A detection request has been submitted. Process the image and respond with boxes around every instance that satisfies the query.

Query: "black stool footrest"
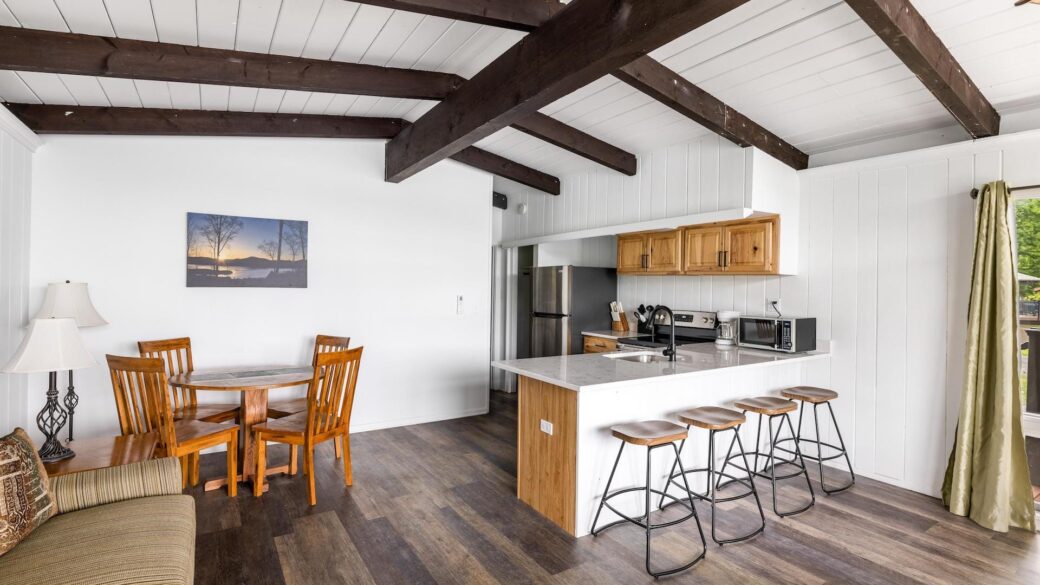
[596,486,697,532]
[664,467,757,505]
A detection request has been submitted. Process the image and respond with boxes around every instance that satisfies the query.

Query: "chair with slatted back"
[253,347,362,505]
[107,354,238,495]
[267,334,351,465]
[138,337,241,424]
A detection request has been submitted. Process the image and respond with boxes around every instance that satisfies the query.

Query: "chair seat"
[678,406,746,430]
[735,396,798,415]
[611,420,687,446]
[781,386,838,404]
[253,411,341,437]
[253,411,308,436]
[267,397,307,418]
[167,419,238,454]
[172,403,239,423]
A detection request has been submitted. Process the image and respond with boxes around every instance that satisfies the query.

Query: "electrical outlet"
[766,298,782,315]
[456,295,464,316]
[539,419,553,435]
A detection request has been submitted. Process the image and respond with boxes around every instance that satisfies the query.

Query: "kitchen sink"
[604,351,691,364]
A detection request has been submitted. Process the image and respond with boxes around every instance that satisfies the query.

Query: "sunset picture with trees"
[186,212,308,288]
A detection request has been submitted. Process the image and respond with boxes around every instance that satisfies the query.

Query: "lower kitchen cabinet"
[583,335,617,354]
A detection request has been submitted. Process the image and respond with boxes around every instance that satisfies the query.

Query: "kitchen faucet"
[649,305,676,361]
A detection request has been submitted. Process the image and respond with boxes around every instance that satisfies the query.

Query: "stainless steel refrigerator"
[524,266,617,357]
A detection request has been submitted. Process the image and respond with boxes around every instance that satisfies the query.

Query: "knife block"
[611,312,630,332]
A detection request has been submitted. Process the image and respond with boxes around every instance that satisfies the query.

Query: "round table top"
[168,366,313,391]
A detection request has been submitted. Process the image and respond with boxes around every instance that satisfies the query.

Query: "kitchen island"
[493,343,831,537]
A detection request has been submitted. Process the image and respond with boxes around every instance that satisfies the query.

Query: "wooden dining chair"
[138,337,241,424]
[253,347,363,505]
[108,354,239,495]
[267,334,351,463]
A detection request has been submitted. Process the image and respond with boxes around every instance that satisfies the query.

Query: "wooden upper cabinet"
[725,219,775,273]
[616,234,648,274]
[682,227,725,273]
[645,231,681,273]
[615,215,780,276]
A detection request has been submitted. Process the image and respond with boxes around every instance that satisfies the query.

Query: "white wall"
[0,114,37,434]
[535,236,616,268]
[498,134,752,243]
[26,136,494,442]
[794,129,1040,496]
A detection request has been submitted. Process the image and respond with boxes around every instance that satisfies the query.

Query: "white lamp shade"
[34,282,107,327]
[2,318,98,373]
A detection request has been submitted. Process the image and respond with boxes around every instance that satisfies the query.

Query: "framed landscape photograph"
[186,212,308,288]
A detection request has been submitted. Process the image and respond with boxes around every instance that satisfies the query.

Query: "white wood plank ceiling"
[1,0,1039,176]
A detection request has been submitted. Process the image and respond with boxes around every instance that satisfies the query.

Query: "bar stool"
[660,406,765,545]
[591,420,707,578]
[729,396,815,517]
[776,386,855,494]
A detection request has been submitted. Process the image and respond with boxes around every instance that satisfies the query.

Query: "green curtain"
[942,180,1036,533]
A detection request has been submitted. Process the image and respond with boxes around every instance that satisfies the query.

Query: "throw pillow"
[0,428,57,557]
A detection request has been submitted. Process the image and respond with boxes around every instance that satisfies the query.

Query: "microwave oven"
[737,316,816,353]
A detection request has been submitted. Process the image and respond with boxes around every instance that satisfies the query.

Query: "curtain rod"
[970,184,1040,199]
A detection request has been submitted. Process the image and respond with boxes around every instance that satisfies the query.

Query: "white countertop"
[580,330,649,340]
[493,343,830,392]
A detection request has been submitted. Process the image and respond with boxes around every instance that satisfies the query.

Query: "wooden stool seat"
[781,386,838,403]
[678,406,746,430]
[610,420,687,446]
[735,396,797,415]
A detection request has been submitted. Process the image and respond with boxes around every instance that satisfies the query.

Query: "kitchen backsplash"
[618,274,796,321]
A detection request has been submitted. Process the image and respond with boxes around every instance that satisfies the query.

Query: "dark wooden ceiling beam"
[512,114,636,175]
[384,0,751,183]
[5,103,407,138]
[351,0,564,32]
[0,25,463,100]
[614,57,808,170]
[844,0,999,138]
[6,103,561,194]
[0,24,633,176]
[450,147,560,194]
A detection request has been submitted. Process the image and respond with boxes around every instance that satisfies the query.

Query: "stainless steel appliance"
[737,315,816,353]
[617,310,717,350]
[525,266,617,357]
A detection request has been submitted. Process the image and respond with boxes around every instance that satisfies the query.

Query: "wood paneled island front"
[495,344,831,537]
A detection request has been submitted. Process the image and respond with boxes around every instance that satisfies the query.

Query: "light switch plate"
[456,295,464,315]
[539,419,553,435]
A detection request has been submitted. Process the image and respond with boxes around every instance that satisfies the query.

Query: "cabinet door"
[725,219,775,273]
[646,231,682,273]
[682,227,724,273]
[616,234,647,273]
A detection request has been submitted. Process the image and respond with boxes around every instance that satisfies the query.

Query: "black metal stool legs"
[779,401,855,494]
[661,426,765,545]
[591,441,707,578]
[730,412,815,517]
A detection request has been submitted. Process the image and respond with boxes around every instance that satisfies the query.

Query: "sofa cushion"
[0,494,195,585]
[0,428,56,557]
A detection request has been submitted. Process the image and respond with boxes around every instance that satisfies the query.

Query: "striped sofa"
[0,457,195,585]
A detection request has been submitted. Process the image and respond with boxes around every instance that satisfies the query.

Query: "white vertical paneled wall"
[499,135,751,243]
[0,115,36,433]
[502,126,1040,497]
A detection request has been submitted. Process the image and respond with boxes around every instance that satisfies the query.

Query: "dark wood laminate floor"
[192,391,1039,585]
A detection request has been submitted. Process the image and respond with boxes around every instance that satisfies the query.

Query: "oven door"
[738,318,780,350]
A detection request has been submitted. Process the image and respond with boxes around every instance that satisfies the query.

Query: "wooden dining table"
[168,366,313,491]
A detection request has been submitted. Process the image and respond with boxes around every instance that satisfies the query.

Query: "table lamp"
[2,318,98,462]
[33,281,107,441]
